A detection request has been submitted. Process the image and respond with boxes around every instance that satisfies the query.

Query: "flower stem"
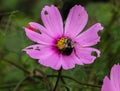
[53,68,62,91]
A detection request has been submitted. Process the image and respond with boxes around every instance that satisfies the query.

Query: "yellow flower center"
[56,37,66,50]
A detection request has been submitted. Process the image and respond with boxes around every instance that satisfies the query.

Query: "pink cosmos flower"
[23,5,103,70]
[101,64,120,91]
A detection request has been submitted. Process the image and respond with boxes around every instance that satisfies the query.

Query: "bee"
[62,38,79,58]
[62,38,74,56]
[56,37,77,56]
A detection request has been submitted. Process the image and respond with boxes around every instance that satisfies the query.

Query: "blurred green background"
[0,0,120,91]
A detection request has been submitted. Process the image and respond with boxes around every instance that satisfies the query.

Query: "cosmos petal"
[76,23,103,47]
[101,76,114,91]
[24,27,53,45]
[75,45,100,64]
[39,53,62,70]
[23,44,62,70]
[61,53,76,70]
[65,5,88,38]
[29,22,52,38]
[110,64,120,91]
[41,5,63,37]
[23,44,53,59]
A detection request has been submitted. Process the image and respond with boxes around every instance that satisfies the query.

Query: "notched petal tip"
[23,22,39,32]
[103,76,110,85]
[41,4,63,37]
[28,22,39,31]
[73,5,85,9]
[42,5,58,16]
[24,27,36,33]
[96,23,104,30]
[23,27,30,31]
[113,64,120,67]
[28,22,47,34]
[24,27,29,31]
[111,64,120,71]
[91,48,100,57]
[22,46,33,52]
[22,48,26,52]
[111,64,120,73]
[95,49,100,57]
[42,5,55,15]
[23,26,26,29]
[29,22,37,26]
[43,5,56,8]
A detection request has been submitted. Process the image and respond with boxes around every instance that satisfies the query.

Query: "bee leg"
[73,48,80,59]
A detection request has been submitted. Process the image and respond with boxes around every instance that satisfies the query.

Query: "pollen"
[56,37,66,50]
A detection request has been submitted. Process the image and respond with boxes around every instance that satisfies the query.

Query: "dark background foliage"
[0,0,120,91]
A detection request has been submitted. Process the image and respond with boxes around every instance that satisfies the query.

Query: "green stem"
[53,68,62,91]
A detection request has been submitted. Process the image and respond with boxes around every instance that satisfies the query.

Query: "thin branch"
[36,75,53,91]
[33,70,52,91]
[0,74,101,89]
[0,80,40,89]
[62,75,101,88]
[61,85,70,91]
[33,69,46,76]
[47,75,101,88]
[60,73,70,91]
[0,83,26,89]
[61,74,66,84]
[0,10,19,16]
[3,59,30,74]
[13,76,28,91]
[4,10,19,36]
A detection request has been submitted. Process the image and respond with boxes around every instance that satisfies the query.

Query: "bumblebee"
[56,38,74,56]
